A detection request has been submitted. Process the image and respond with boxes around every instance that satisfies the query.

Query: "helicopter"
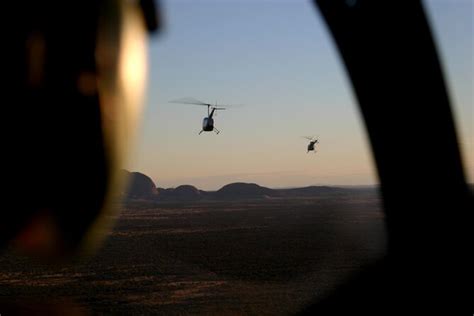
[170,97,231,135]
[303,136,319,153]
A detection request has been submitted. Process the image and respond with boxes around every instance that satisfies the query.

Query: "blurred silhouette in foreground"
[2,0,159,258]
[300,1,472,314]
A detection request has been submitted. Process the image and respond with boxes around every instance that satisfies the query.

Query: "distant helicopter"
[170,97,232,135]
[303,136,319,153]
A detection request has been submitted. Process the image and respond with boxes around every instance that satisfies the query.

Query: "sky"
[127,0,473,190]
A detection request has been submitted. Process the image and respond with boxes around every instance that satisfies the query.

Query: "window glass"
[423,0,473,183]
[3,1,434,314]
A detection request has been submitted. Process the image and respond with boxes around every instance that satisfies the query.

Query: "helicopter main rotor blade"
[302,135,319,141]
[215,103,243,108]
[169,97,210,106]
[170,97,243,109]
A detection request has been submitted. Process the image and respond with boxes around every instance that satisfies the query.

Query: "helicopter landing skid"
[198,128,220,135]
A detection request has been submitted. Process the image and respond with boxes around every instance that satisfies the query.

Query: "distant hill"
[121,171,379,202]
[122,170,158,199]
[157,185,203,201]
[214,182,278,200]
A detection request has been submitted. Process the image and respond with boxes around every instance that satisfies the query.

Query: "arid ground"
[0,192,386,315]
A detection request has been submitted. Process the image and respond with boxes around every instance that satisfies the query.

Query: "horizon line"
[154,182,381,191]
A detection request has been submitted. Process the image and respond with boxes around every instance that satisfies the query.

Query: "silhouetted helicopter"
[170,97,236,135]
[303,136,319,153]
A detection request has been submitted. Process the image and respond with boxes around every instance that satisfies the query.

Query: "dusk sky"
[127,0,473,190]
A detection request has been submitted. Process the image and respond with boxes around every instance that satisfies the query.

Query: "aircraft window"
[2,1,385,314]
[5,0,471,314]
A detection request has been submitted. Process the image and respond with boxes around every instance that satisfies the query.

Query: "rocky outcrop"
[214,182,278,200]
[122,170,158,199]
